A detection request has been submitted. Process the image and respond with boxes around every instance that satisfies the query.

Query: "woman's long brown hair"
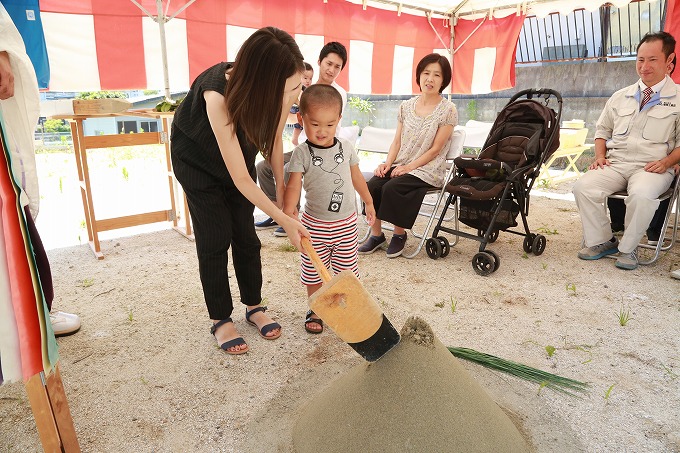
[225,27,305,160]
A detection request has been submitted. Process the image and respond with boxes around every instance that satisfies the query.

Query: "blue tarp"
[1,0,50,89]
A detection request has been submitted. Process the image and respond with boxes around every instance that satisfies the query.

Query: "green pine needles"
[448,347,589,396]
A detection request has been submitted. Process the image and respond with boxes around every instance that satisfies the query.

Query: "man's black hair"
[318,42,348,69]
[637,31,676,59]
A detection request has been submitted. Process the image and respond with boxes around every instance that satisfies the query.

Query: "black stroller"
[425,88,562,275]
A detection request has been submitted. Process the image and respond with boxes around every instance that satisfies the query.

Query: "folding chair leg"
[404,188,458,259]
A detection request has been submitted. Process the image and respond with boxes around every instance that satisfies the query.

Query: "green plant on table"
[348,96,375,129]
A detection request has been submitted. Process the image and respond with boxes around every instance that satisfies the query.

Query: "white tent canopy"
[37,0,635,94]
[345,0,634,19]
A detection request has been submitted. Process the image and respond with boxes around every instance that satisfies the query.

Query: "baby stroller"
[425,88,562,275]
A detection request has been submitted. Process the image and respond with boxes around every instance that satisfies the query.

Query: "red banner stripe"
[186,1,228,83]
[93,14,147,90]
[372,43,395,94]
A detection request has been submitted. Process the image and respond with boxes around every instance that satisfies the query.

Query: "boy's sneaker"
[255,217,278,230]
[386,233,407,258]
[273,227,287,237]
[615,250,638,270]
[577,237,619,260]
[358,233,386,254]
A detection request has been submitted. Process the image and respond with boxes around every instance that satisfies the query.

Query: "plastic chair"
[357,128,466,259]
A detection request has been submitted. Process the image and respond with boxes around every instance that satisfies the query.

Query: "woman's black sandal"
[245,306,282,340]
[304,310,323,334]
[210,318,248,355]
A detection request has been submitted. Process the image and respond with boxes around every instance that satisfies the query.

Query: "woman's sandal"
[210,318,248,355]
[245,306,282,340]
[304,310,323,334]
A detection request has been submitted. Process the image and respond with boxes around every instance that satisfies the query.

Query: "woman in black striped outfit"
[171,27,310,355]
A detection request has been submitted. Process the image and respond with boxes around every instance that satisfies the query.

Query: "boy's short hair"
[637,31,676,58]
[415,53,452,93]
[300,84,343,116]
[304,61,313,72]
[319,42,348,69]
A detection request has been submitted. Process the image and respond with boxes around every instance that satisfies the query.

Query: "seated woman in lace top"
[359,53,458,258]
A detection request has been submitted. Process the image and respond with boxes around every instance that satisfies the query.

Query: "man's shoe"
[615,250,638,270]
[577,237,619,260]
[50,311,81,337]
[358,233,386,254]
[646,229,660,246]
[255,217,278,230]
[273,227,287,237]
[671,269,680,280]
[386,233,407,258]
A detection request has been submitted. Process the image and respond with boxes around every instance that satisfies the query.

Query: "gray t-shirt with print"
[288,138,360,221]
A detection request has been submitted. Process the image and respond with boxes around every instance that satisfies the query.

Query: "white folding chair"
[403,128,466,258]
[356,128,466,258]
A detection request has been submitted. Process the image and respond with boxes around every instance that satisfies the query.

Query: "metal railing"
[35,132,73,147]
[517,0,667,64]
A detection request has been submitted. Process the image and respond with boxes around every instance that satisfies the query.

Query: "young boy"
[283,84,375,334]
[256,42,349,235]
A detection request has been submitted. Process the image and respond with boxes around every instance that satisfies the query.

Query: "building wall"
[344,59,640,143]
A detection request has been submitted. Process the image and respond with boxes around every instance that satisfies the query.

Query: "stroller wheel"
[532,234,547,255]
[472,252,495,276]
[486,249,500,271]
[426,238,442,259]
[438,236,450,258]
[523,234,536,253]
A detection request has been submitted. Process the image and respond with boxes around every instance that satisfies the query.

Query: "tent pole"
[157,0,172,100]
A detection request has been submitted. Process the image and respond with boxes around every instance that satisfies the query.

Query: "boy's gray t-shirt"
[288,138,360,221]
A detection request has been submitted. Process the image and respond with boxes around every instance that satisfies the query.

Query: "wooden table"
[537,144,593,186]
[52,109,192,259]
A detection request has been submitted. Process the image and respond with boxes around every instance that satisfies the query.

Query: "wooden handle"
[301,237,332,283]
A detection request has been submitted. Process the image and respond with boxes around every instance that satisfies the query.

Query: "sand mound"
[292,316,531,453]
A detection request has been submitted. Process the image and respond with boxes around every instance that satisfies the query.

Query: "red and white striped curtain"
[39,0,453,95]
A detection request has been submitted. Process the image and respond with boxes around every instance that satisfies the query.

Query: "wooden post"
[24,364,80,452]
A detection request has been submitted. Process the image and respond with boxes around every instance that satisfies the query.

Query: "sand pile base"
[293,316,531,453]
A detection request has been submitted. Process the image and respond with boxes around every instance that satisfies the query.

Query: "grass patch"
[277,243,298,252]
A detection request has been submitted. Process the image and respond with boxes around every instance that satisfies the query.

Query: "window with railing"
[517,0,667,64]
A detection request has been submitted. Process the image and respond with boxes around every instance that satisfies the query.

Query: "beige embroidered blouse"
[393,96,458,187]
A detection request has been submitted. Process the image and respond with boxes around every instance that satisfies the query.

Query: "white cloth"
[0,4,41,219]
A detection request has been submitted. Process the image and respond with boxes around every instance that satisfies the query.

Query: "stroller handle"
[509,88,563,105]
